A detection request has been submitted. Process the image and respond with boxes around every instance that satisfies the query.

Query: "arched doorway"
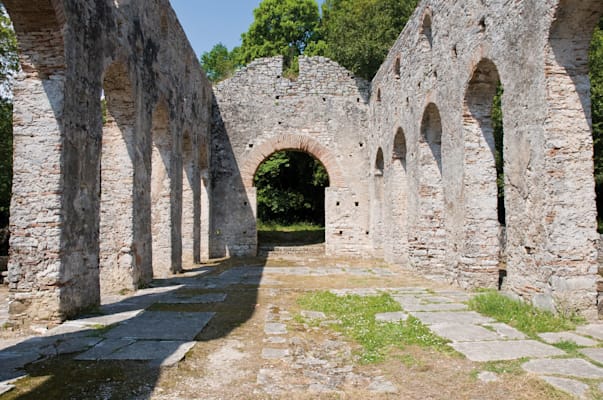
[386,129,409,264]
[540,0,603,316]
[461,58,504,288]
[410,103,446,275]
[371,148,385,257]
[254,150,329,248]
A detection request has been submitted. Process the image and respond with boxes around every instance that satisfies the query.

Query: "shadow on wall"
[2,255,268,399]
[209,93,258,258]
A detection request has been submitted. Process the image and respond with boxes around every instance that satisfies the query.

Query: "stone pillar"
[151,102,173,277]
[200,170,211,261]
[8,72,71,324]
[181,132,196,266]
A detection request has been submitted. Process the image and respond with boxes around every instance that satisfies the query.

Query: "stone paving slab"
[51,310,143,332]
[264,323,287,335]
[0,383,14,396]
[0,351,39,381]
[161,293,227,304]
[261,348,290,359]
[301,310,326,320]
[399,302,468,312]
[74,339,136,361]
[104,311,215,341]
[483,323,527,340]
[410,311,494,326]
[93,340,196,366]
[538,332,599,347]
[522,358,603,379]
[540,376,589,399]
[576,324,603,341]
[429,323,503,342]
[580,348,603,364]
[477,371,499,383]
[375,312,408,323]
[418,296,457,304]
[451,340,565,362]
[38,336,102,357]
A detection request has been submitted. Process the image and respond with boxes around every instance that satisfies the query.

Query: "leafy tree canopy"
[200,43,239,83]
[590,20,603,231]
[0,4,17,227]
[237,0,321,71]
[318,0,419,79]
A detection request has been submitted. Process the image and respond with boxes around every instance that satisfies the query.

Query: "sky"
[169,0,324,59]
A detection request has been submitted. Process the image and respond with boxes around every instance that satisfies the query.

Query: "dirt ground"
[0,256,576,400]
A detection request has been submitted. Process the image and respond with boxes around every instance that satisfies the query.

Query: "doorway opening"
[254,150,329,247]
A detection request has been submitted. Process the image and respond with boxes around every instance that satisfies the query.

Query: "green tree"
[590,18,603,231]
[254,151,329,225]
[319,0,418,80]
[237,0,321,74]
[200,43,238,83]
[0,4,18,228]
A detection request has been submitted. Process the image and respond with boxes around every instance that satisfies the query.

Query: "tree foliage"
[0,4,17,228]
[254,151,329,225]
[318,0,419,80]
[200,43,238,83]
[590,19,603,231]
[238,0,321,74]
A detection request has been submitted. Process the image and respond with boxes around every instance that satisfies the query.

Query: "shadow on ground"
[0,256,267,400]
[258,229,325,247]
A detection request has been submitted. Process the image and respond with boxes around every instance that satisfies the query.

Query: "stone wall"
[211,56,372,257]
[4,0,603,324]
[370,0,603,318]
[4,0,211,325]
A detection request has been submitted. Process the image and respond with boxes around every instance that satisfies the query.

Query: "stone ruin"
[2,0,603,325]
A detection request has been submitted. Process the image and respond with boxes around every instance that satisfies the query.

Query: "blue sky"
[169,0,324,59]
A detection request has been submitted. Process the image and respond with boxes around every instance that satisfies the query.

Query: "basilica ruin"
[2,0,603,325]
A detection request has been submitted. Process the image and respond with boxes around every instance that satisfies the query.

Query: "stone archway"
[460,58,503,288]
[4,0,104,323]
[239,134,347,256]
[240,134,346,189]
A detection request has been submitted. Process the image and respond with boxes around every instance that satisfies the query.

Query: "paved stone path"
[0,262,602,398]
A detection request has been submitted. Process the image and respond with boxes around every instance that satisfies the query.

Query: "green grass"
[553,340,583,357]
[258,221,325,245]
[467,291,584,337]
[297,291,451,364]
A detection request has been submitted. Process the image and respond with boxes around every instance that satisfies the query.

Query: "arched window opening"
[393,128,407,169]
[421,103,442,173]
[375,148,384,176]
[376,88,382,102]
[394,57,401,79]
[253,150,329,247]
[421,12,433,49]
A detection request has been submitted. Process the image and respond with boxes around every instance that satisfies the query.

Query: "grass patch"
[258,221,325,245]
[297,291,451,364]
[481,359,526,376]
[553,340,583,356]
[467,291,584,337]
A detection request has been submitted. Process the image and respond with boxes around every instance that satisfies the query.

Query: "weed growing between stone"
[467,291,585,337]
[297,291,451,363]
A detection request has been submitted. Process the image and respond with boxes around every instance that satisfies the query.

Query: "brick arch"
[241,134,346,188]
